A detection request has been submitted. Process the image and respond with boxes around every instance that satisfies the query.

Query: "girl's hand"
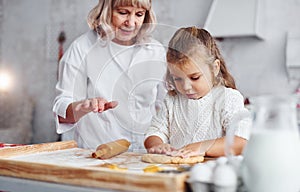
[75,98,118,113]
[147,143,176,154]
[169,142,204,158]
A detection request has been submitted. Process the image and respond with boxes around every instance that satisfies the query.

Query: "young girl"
[144,27,251,157]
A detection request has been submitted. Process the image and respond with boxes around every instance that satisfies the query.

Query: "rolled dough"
[141,154,204,164]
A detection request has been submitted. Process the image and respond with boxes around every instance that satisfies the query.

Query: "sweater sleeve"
[221,88,251,140]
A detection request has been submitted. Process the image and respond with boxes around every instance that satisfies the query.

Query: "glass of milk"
[241,94,300,192]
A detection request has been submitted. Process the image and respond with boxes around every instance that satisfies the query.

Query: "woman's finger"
[104,101,118,110]
[91,98,98,112]
[97,99,106,112]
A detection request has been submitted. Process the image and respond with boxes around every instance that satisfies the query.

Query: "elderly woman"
[53,0,166,152]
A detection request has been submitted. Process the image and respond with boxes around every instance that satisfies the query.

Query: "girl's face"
[168,60,218,99]
[112,6,146,45]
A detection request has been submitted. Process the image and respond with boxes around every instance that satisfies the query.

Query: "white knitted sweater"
[145,86,251,149]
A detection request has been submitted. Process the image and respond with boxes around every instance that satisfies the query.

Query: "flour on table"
[9,148,102,167]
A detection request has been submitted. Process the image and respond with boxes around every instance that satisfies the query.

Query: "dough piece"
[141,154,204,164]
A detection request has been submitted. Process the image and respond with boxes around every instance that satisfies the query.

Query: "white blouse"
[53,30,167,151]
[145,86,251,149]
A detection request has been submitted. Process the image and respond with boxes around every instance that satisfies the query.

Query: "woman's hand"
[59,98,118,124]
[74,98,118,113]
[147,143,176,154]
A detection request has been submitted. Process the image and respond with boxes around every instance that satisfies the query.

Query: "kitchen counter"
[0,141,190,192]
[0,175,117,192]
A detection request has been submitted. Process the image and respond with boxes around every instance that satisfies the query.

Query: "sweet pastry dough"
[141,154,204,164]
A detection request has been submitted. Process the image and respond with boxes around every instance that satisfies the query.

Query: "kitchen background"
[0,0,299,144]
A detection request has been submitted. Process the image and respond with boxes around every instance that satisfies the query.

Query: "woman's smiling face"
[168,60,214,100]
[111,6,146,45]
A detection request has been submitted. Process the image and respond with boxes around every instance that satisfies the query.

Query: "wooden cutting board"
[0,141,189,192]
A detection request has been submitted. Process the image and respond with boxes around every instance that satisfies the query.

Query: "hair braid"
[198,28,236,89]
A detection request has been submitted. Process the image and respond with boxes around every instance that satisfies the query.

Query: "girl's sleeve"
[145,96,171,143]
[222,89,251,140]
[52,41,88,134]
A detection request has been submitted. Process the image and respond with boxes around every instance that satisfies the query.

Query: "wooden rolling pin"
[92,139,131,159]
